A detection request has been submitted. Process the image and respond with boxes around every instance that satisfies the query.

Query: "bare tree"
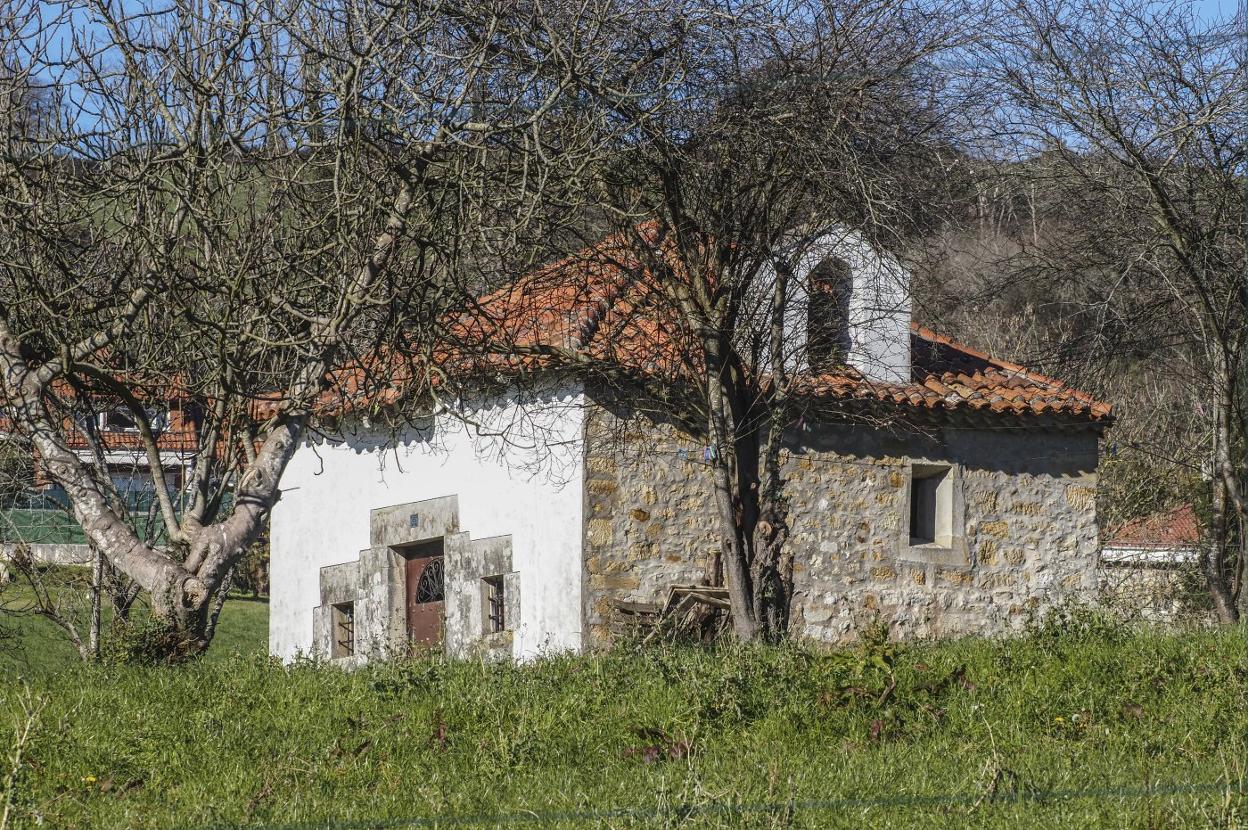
[462,0,977,640]
[0,0,631,655]
[980,0,1245,621]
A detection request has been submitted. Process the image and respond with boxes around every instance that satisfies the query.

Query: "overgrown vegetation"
[2,0,1242,654]
[1,617,1243,829]
[0,589,268,676]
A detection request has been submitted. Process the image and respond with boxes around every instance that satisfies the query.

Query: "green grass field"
[0,589,269,675]
[1,607,1245,829]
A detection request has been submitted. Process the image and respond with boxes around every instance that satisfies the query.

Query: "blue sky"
[34,0,1244,60]
[25,0,1244,137]
[1194,0,1242,20]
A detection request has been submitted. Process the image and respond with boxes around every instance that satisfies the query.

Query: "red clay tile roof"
[1106,504,1201,549]
[457,223,694,374]
[0,413,199,454]
[791,326,1113,421]
[6,230,1111,429]
[457,228,1113,424]
[1,376,202,455]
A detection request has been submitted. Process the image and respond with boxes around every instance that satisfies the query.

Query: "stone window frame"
[482,574,507,634]
[330,601,356,659]
[897,461,969,568]
[315,557,369,662]
[909,465,952,546]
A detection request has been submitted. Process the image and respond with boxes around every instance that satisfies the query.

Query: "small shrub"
[98,617,195,666]
[1023,600,1128,650]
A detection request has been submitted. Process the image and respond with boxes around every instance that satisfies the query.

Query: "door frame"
[396,538,446,645]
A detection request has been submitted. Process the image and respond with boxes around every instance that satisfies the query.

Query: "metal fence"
[0,489,234,546]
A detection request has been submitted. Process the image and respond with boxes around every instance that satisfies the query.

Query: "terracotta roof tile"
[1106,504,1200,549]
[304,228,1113,426]
[757,325,1111,422]
[446,228,1114,423]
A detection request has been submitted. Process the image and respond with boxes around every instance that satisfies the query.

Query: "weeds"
[0,623,1245,829]
[0,683,44,830]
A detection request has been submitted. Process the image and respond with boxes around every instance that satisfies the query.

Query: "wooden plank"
[611,600,662,614]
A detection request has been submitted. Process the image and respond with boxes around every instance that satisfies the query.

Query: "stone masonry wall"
[583,404,1102,646]
[1098,561,1213,624]
[582,415,718,643]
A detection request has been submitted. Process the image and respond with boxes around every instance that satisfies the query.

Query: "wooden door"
[403,546,445,645]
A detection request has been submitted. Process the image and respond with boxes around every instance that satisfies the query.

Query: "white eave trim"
[1101,545,1199,566]
[71,448,193,467]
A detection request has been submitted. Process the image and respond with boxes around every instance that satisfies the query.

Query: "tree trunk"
[751,260,795,640]
[9,379,295,656]
[0,158,415,659]
[203,567,234,644]
[1206,387,1240,623]
[1234,505,1246,617]
[89,547,102,661]
[705,361,758,642]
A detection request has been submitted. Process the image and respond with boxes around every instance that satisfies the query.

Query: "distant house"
[268,226,1113,664]
[0,389,203,564]
[1099,504,1205,621]
[1102,504,1201,566]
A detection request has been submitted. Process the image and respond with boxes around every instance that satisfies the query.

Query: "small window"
[909,466,952,547]
[808,256,853,368]
[331,602,355,658]
[100,408,139,432]
[483,575,505,634]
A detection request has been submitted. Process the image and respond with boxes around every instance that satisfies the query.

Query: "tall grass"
[0,592,270,676]
[2,616,1245,829]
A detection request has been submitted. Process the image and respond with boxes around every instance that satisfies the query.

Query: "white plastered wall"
[268,383,586,662]
[762,225,912,383]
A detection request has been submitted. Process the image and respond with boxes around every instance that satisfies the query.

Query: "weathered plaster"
[445,532,519,660]
[310,495,459,663]
[309,496,523,663]
[270,383,586,662]
[763,226,912,383]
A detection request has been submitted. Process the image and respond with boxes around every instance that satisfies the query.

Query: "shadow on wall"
[587,374,1097,481]
[789,419,1099,478]
[307,384,587,490]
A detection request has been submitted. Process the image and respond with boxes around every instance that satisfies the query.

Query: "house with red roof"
[1098,504,1205,621]
[1,386,205,565]
[268,226,1112,663]
[1102,504,1201,566]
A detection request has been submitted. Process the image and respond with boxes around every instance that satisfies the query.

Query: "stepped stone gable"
[445,532,519,661]
[313,495,519,662]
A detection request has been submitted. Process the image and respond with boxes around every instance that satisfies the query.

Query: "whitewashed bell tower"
[774,226,912,384]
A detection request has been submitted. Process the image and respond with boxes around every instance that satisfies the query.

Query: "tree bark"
[751,257,796,640]
[89,547,102,661]
[0,168,416,656]
[203,567,234,645]
[0,336,194,614]
[705,357,758,642]
[1205,385,1240,623]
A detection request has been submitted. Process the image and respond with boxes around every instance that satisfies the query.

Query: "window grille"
[484,576,505,634]
[331,602,355,658]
